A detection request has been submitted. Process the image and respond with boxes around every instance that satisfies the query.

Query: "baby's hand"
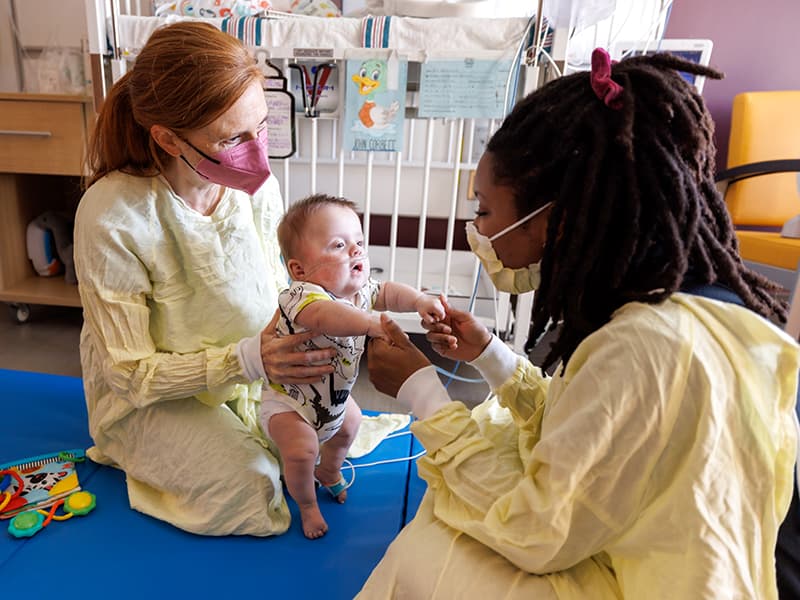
[367,313,388,339]
[415,293,446,324]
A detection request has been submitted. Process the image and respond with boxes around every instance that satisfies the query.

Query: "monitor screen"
[612,39,713,93]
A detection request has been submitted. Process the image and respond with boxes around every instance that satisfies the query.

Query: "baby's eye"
[335,242,345,249]
[474,210,488,217]
[357,240,364,247]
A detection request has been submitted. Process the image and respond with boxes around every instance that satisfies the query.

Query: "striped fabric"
[220,16,263,47]
[361,15,392,48]
[527,19,553,53]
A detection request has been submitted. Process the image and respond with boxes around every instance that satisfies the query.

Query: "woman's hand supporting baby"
[260,310,336,385]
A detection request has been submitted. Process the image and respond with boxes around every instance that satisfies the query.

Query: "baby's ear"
[287,258,305,281]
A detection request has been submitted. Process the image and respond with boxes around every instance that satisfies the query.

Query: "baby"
[261,193,445,539]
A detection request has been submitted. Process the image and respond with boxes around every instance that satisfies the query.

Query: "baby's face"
[294,204,369,298]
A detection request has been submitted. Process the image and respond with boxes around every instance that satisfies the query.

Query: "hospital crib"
[83,1,674,352]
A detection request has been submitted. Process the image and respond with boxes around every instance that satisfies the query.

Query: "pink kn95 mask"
[180,128,271,195]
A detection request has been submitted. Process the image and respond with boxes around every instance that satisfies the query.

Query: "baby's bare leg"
[317,396,363,503]
[268,411,327,539]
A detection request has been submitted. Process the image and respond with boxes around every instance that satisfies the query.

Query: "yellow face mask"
[465,202,552,294]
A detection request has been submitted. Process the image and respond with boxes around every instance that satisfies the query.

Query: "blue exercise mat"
[0,369,418,599]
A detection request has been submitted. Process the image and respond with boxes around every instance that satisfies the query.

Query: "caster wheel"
[9,303,31,324]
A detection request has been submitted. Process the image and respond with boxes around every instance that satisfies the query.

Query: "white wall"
[0,0,88,93]
[0,0,21,91]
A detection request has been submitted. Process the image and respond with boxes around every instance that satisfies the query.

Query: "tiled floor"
[0,303,491,412]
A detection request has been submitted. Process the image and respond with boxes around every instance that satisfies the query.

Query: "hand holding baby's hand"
[367,313,388,340]
[415,293,446,324]
[423,295,492,362]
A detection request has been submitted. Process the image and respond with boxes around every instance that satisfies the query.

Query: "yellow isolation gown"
[358,293,799,599]
[74,171,289,535]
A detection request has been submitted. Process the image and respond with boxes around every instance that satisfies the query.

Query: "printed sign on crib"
[343,55,407,153]
[418,58,513,119]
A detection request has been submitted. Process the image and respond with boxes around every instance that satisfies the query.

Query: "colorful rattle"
[2,468,96,538]
[7,489,96,538]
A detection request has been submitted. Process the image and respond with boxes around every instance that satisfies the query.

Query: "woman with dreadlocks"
[358,49,799,599]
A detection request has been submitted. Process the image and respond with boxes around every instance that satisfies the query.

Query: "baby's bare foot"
[298,502,328,539]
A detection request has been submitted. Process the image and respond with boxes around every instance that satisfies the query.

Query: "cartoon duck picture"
[351,59,400,129]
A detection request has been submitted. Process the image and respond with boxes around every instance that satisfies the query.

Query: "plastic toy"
[26,211,76,284]
[0,470,22,512]
[7,490,96,538]
[2,465,96,539]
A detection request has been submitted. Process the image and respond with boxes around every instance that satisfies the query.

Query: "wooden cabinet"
[0,93,94,315]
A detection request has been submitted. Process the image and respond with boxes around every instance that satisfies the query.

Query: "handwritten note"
[418,58,513,119]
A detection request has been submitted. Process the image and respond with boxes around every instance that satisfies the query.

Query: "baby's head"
[278,194,370,298]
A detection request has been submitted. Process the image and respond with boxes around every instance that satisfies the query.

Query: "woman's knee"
[113,400,291,536]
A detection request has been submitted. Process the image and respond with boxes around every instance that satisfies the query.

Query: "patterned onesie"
[259,278,381,443]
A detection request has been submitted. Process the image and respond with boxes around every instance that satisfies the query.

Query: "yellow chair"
[715,91,800,338]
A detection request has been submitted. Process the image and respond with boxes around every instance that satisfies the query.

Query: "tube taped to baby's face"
[303,254,369,278]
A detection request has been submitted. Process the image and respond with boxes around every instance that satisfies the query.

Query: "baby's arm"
[294,300,384,338]
[374,281,445,324]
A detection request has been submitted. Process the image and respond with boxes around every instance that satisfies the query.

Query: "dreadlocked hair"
[487,53,786,372]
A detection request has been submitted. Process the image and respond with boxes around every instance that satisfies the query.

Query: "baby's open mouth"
[352,262,363,272]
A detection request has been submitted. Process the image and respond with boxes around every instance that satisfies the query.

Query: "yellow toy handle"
[36,508,73,522]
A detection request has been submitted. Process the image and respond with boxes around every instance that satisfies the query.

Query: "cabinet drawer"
[0,99,87,176]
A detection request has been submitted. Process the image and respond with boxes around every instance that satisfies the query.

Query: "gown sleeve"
[410,320,690,574]
[75,176,286,409]
[75,211,246,409]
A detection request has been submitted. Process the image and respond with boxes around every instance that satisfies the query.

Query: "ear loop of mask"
[177,137,217,176]
[181,137,220,164]
[488,201,553,242]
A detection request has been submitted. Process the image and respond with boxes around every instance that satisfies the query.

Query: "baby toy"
[1,469,96,538]
[26,211,77,284]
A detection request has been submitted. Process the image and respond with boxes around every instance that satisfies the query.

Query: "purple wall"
[665,0,800,167]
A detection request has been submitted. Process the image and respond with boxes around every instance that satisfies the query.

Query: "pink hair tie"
[590,48,623,110]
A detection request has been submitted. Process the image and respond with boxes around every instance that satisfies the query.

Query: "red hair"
[84,21,263,188]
